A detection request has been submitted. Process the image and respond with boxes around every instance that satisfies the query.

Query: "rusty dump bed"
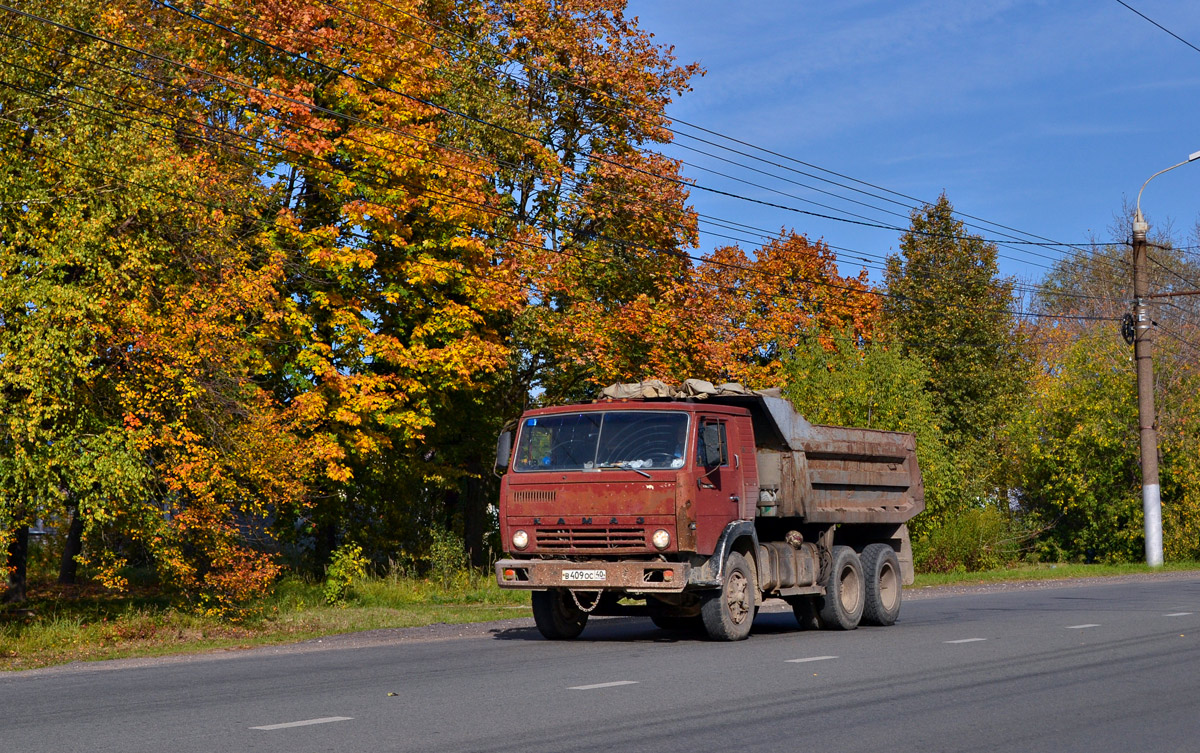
[748,397,923,524]
[604,380,924,525]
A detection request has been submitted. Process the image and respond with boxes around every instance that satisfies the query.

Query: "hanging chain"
[569,589,604,613]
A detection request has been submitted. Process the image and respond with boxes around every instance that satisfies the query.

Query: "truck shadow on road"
[489,611,808,643]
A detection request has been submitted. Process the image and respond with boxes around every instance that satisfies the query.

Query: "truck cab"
[500,401,754,562]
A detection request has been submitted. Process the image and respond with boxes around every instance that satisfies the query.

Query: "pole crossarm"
[1144,289,1200,299]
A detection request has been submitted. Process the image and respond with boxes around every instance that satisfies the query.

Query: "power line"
[0,0,1031,289]
[0,93,1113,338]
[1115,0,1200,56]
[0,7,1123,324]
[143,1,1123,250]
[267,0,1138,284]
[0,0,1137,307]
[0,20,1113,318]
[1158,325,1200,356]
[376,0,1107,255]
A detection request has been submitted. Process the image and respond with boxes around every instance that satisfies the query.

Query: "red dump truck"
[493,380,924,641]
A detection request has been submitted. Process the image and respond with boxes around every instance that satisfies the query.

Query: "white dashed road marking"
[944,638,987,644]
[1165,612,1193,617]
[1066,624,1100,629]
[569,681,639,690]
[785,656,838,663]
[250,717,353,731]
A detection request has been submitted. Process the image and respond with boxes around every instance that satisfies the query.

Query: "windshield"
[513,411,689,472]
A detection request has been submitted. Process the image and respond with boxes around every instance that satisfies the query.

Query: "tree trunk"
[314,518,338,574]
[461,472,488,569]
[3,525,29,604]
[58,507,84,585]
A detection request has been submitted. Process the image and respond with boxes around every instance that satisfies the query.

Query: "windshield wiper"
[598,461,652,478]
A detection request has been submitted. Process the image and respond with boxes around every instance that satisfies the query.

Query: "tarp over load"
[600,378,775,400]
[600,379,925,525]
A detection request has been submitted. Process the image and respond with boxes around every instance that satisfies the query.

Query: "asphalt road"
[3,575,1199,753]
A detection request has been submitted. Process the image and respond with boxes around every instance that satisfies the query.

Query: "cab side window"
[696,420,728,467]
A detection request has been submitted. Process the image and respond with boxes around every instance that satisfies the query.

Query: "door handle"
[730,495,740,503]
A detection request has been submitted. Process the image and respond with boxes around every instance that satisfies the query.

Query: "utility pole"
[1130,211,1161,567]
[1131,150,1200,567]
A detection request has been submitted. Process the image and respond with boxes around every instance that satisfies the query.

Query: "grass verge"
[910,561,1200,588]
[1,574,530,672]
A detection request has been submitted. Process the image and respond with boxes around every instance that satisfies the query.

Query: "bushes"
[914,507,1028,573]
[323,544,369,606]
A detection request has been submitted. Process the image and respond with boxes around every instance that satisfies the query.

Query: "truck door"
[694,416,744,553]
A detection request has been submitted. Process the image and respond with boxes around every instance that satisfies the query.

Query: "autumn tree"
[0,0,528,597]
[434,0,702,402]
[1011,329,1144,561]
[686,231,880,387]
[0,0,314,604]
[175,0,525,568]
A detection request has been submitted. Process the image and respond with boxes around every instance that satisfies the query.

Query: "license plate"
[561,569,606,582]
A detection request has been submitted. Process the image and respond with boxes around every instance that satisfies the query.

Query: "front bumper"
[495,558,691,593]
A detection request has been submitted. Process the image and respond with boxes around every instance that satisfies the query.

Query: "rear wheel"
[816,545,864,630]
[531,589,588,640]
[860,543,902,626]
[700,551,755,641]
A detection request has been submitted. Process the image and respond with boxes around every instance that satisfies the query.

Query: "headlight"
[512,529,529,550]
[652,529,671,550]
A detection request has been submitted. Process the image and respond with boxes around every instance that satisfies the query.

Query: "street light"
[1131,149,1200,568]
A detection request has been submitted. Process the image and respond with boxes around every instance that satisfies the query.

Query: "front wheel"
[816,545,865,630]
[700,551,755,641]
[531,589,588,640]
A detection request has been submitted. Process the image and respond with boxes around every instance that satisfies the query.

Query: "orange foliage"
[687,232,880,386]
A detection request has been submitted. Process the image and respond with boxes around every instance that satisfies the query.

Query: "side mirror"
[702,425,722,467]
[495,431,513,471]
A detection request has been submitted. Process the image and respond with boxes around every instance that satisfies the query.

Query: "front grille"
[535,527,646,551]
[512,490,557,504]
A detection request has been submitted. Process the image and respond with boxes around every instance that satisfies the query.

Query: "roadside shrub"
[914,507,1027,573]
[428,525,471,591]
[323,543,368,606]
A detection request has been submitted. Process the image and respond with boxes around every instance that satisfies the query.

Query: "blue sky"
[626,0,1200,287]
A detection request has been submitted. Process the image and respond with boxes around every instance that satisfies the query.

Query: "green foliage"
[782,335,962,537]
[913,507,1027,573]
[1015,329,1143,562]
[428,525,472,591]
[1011,325,1200,564]
[883,195,1031,452]
[323,544,369,607]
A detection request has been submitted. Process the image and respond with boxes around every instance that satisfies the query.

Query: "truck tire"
[787,595,822,630]
[649,610,704,633]
[816,545,864,630]
[700,550,755,641]
[531,589,588,640]
[860,543,902,626]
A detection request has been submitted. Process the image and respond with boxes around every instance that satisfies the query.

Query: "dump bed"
[601,380,925,525]
[746,395,923,523]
